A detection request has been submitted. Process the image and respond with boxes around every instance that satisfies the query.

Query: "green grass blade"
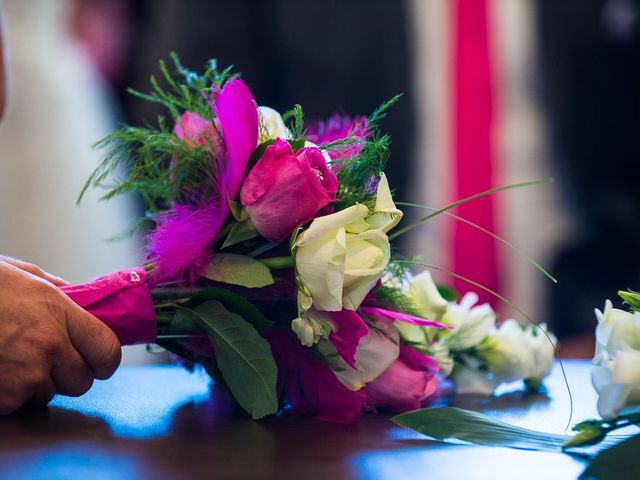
[389,178,554,241]
[396,201,556,283]
[393,407,627,456]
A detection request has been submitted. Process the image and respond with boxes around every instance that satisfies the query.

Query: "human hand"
[0,255,69,286]
[0,259,122,414]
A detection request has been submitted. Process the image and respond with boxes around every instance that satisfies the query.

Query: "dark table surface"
[0,359,604,479]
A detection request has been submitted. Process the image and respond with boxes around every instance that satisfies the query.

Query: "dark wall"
[120,0,414,206]
[538,0,640,338]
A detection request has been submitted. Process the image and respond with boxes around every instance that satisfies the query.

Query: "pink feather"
[213,78,259,200]
[148,79,260,284]
[306,114,369,163]
[147,202,226,283]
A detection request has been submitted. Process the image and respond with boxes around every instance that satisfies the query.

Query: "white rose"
[291,312,332,347]
[441,292,496,351]
[592,348,640,420]
[293,174,401,313]
[523,323,557,381]
[594,300,640,356]
[591,300,640,419]
[453,358,499,395]
[407,271,448,320]
[429,340,455,377]
[364,174,403,233]
[477,319,533,382]
[258,106,290,142]
[477,320,556,384]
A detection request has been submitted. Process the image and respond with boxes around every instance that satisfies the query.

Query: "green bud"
[563,421,607,449]
[618,289,640,313]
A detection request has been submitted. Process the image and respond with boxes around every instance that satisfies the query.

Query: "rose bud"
[240,138,338,241]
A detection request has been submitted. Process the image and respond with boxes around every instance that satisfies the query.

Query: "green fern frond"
[78,54,234,211]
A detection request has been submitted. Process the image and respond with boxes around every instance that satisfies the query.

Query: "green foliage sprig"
[619,289,640,313]
[333,94,402,210]
[78,54,234,213]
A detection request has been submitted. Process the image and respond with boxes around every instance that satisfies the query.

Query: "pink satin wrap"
[61,268,157,345]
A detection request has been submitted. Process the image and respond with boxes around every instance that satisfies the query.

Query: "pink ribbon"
[61,268,157,345]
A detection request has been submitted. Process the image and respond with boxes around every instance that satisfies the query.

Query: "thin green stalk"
[260,256,295,270]
[152,287,209,301]
[156,309,176,331]
[389,178,554,241]
[396,201,556,283]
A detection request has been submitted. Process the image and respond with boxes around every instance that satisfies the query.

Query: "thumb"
[63,299,122,380]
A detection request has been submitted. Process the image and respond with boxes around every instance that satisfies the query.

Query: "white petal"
[365,174,403,233]
[454,365,498,395]
[258,106,291,142]
[294,204,369,246]
[357,320,400,383]
[407,271,448,319]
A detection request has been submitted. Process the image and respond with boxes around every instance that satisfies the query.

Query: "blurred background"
[1,0,639,361]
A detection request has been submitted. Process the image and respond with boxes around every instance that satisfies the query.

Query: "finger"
[27,376,56,406]
[64,302,122,380]
[0,366,52,413]
[51,341,95,397]
[0,372,28,415]
[0,256,69,286]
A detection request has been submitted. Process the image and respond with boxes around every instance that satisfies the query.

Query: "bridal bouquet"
[62,55,555,422]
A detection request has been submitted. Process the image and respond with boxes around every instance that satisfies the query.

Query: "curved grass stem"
[396,259,574,433]
[389,178,554,241]
[396,201,556,284]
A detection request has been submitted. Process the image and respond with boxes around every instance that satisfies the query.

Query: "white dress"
[0,0,142,283]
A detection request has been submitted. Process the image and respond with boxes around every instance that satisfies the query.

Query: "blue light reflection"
[351,446,585,480]
[1,444,140,480]
[50,366,211,439]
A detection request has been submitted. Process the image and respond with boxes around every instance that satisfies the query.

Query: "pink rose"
[364,345,439,412]
[240,138,338,241]
[174,111,220,150]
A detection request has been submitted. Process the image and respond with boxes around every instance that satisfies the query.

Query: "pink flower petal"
[360,306,451,329]
[399,344,439,374]
[364,349,440,412]
[329,310,369,369]
[265,329,366,423]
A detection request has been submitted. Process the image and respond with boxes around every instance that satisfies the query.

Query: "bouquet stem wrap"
[61,268,157,345]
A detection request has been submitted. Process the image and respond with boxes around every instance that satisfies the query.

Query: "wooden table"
[0,360,602,479]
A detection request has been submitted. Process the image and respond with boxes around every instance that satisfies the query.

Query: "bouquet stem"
[259,256,295,270]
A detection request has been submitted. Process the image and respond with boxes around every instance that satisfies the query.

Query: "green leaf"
[288,138,306,152]
[204,253,274,288]
[228,199,247,222]
[392,407,624,456]
[155,319,229,391]
[191,300,278,419]
[222,219,259,249]
[184,287,272,331]
[437,285,458,302]
[581,434,640,479]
